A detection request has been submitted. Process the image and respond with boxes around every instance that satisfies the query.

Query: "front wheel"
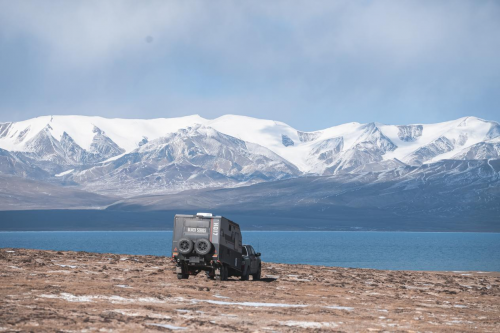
[241,268,249,281]
[252,266,261,281]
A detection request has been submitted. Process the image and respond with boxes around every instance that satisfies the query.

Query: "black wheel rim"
[179,241,189,251]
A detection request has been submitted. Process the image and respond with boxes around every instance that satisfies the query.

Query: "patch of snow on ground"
[111,310,171,319]
[114,285,132,288]
[279,321,338,329]
[39,293,166,304]
[57,264,78,268]
[214,295,230,299]
[193,299,307,308]
[40,293,94,302]
[325,306,354,311]
[147,323,187,330]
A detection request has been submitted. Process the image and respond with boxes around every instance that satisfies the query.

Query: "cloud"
[0,0,499,127]
[2,1,498,68]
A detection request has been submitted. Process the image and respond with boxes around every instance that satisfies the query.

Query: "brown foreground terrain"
[1,249,499,332]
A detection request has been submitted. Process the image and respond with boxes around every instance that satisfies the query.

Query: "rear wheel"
[176,264,189,279]
[252,265,261,281]
[222,265,228,281]
[217,264,228,281]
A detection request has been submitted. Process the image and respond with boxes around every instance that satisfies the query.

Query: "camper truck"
[171,213,261,281]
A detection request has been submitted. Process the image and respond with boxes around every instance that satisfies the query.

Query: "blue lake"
[1,231,499,271]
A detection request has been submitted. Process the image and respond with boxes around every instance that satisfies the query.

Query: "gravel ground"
[1,248,499,332]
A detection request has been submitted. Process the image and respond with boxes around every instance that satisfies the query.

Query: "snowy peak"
[354,123,397,153]
[133,124,299,178]
[379,117,499,166]
[24,124,66,163]
[0,114,498,178]
[89,126,125,158]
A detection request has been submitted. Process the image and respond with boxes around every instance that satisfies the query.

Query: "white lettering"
[187,227,207,233]
[212,221,219,237]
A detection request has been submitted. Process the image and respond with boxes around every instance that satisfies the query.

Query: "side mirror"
[256,253,261,257]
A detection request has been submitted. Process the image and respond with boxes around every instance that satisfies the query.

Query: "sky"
[0,0,499,131]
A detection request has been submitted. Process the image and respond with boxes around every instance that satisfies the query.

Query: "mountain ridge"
[1,115,498,174]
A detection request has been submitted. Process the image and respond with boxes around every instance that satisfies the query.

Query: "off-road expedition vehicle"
[171,213,261,281]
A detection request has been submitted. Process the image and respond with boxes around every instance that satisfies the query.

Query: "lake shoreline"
[2,231,500,271]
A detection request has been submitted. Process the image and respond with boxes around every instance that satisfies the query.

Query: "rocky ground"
[1,249,499,332]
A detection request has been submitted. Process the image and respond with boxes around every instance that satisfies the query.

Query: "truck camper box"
[172,213,243,276]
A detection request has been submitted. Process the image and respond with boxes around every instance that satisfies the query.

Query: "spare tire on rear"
[195,238,212,255]
[178,238,194,255]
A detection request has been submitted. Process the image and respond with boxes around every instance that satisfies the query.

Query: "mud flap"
[176,266,183,274]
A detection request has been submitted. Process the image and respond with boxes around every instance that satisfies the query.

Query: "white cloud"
[2,0,498,69]
[0,0,499,125]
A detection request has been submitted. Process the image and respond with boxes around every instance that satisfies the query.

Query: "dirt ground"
[1,248,499,332]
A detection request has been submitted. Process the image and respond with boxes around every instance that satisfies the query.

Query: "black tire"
[178,238,193,255]
[217,265,228,281]
[222,265,228,281]
[252,265,261,281]
[177,265,189,279]
[195,239,212,256]
[241,267,249,281]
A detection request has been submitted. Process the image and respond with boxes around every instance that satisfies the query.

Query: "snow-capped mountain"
[68,125,301,196]
[0,114,499,196]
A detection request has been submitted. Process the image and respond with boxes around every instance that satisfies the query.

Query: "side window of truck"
[242,247,248,256]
